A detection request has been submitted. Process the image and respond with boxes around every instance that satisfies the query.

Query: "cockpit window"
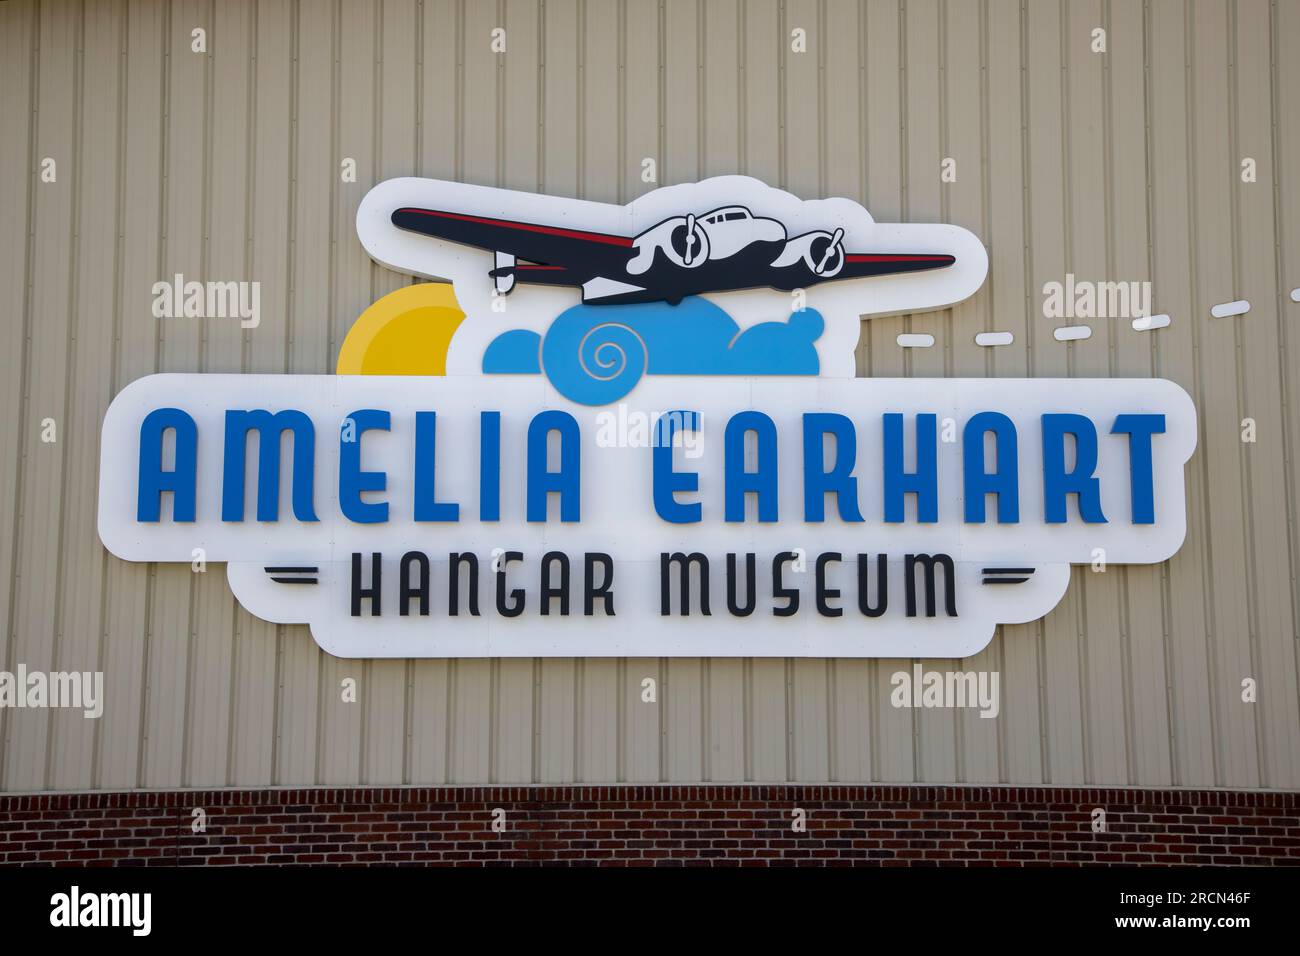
[702,207,749,224]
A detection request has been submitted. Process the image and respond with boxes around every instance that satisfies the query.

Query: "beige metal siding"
[0,0,1298,792]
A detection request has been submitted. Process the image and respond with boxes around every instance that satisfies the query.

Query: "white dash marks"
[1132,313,1171,331]
[1210,299,1250,318]
[1053,325,1092,342]
[975,331,1015,347]
[897,333,935,348]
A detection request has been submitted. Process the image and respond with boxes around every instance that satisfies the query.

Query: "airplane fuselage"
[515,236,791,304]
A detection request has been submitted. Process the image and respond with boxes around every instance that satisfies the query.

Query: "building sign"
[97,176,1197,658]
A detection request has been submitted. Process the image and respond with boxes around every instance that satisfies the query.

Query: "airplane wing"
[838,252,955,278]
[390,207,634,275]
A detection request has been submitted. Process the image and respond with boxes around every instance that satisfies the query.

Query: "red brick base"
[1,785,1296,866]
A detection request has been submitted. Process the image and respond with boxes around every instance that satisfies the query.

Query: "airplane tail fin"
[493,251,516,294]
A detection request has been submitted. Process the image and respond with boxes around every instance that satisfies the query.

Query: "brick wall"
[1,786,1296,866]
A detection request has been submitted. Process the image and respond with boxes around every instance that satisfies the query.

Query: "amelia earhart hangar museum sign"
[2,0,1299,895]
[98,176,1197,660]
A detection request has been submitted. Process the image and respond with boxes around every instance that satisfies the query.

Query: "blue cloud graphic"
[481,296,823,405]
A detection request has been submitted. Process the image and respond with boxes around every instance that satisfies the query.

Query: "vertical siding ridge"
[658,656,667,781]
[617,0,627,201]
[488,658,499,783]
[442,659,455,783]
[198,0,214,375]
[742,656,753,781]
[1102,0,1131,785]
[1058,0,1073,376]
[455,0,464,183]
[857,0,866,205]
[401,656,414,784]
[223,584,240,786]
[696,0,704,181]
[702,657,712,781]
[1226,0,1268,789]
[858,0,873,399]
[325,0,341,369]
[782,657,793,780]
[135,0,174,791]
[240,0,257,377]
[1182,1,1224,787]
[938,0,952,379]
[572,658,582,782]
[530,658,540,784]
[979,0,1007,784]
[283,0,298,376]
[777,0,787,190]
[979,0,993,377]
[939,1,962,782]
[45,0,88,789]
[496,0,505,187]
[1142,0,1180,788]
[817,0,826,197]
[227,0,260,787]
[1267,0,1300,771]
[1114,0,1143,787]
[0,0,42,785]
[1061,0,1094,785]
[901,1,916,773]
[1017,0,1035,373]
[0,0,39,792]
[1017,0,1050,785]
[564,2,585,780]
[534,1,543,190]
[657,0,666,183]
[414,0,425,178]
[899,0,911,379]
[737,0,747,179]
[180,0,219,789]
[270,626,282,783]
[616,656,625,781]
[95,0,132,791]
[1101,0,1117,376]
[312,621,324,783]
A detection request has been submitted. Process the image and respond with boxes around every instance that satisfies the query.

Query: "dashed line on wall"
[1132,313,1171,331]
[897,333,935,348]
[1211,299,1250,318]
[1053,326,1092,342]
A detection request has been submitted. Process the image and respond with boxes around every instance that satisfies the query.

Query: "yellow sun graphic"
[336,283,466,375]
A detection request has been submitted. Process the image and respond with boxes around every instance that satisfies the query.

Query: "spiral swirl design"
[542,313,648,405]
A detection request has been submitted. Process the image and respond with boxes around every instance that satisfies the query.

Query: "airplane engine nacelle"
[627,215,710,275]
[772,228,845,278]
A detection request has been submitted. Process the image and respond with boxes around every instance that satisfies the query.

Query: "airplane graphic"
[389,204,956,305]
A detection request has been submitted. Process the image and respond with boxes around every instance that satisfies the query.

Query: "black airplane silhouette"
[390,204,956,306]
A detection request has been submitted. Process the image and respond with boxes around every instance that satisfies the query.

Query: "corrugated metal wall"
[1,0,1298,794]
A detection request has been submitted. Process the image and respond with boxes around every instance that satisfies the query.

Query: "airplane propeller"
[816,228,845,274]
[684,214,697,266]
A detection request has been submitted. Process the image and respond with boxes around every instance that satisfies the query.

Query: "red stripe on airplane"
[844,254,954,264]
[397,208,633,247]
